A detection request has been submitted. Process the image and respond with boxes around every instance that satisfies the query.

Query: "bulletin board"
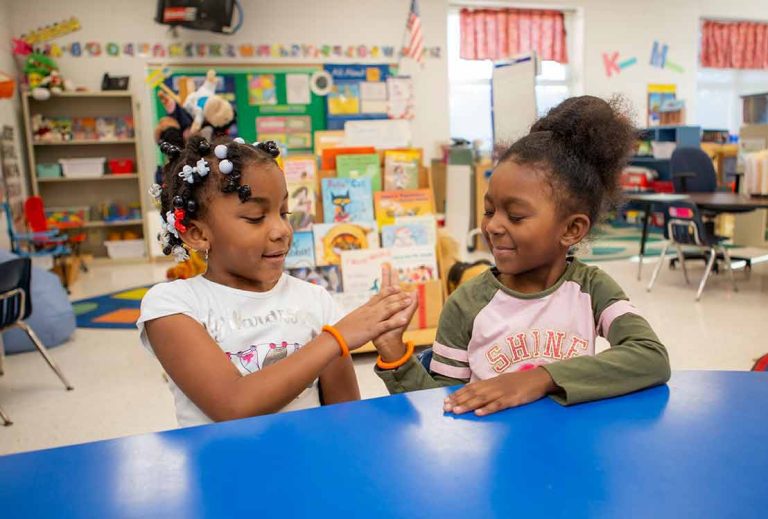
[149,65,327,154]
[324,64,398,130]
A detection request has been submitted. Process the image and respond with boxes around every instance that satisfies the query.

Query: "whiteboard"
[491,57,538,147]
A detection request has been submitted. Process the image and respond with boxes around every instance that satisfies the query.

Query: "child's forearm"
[223,333,344,419]
[543,314,671,405]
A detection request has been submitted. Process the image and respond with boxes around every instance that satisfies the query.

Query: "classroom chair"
[0,257,73,426]
[647,200,737,301]
[24,196,88,273]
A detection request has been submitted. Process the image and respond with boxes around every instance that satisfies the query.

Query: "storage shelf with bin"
[21,91,148,259]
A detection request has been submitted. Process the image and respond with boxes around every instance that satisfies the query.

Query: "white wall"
[6,0,450,205]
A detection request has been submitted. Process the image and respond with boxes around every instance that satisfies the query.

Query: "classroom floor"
[1,255,767,455]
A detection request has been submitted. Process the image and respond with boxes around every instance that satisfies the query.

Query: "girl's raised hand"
[333,283,413,351]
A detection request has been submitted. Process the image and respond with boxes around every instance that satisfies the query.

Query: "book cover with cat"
[287,181,316,231]
[321,177,374,223]
[285,231,315,269]
[313,221,379,266]
[374,189,434,229]
[336,153,382,192]
[340,248,393,295]
[383,149,421,191]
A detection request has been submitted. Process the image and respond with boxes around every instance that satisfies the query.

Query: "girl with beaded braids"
[138,136,417,427]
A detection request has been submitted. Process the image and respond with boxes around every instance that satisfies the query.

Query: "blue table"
[1,371,766,518]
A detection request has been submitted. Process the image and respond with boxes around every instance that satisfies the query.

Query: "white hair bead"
[214,144,228,159]
[219,159,234,175]
[233,137,245,144]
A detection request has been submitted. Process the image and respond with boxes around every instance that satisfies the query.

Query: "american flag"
[405,0,424,64]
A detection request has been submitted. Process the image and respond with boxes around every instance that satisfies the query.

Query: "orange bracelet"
[376,341,415,370]
[322,325,350,357]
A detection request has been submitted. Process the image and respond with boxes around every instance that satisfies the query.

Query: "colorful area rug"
[575,222,665,262]
[73,286,151,330]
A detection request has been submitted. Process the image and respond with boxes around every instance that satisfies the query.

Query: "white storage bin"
[651,141,676,160]
[59,157,106,178]
[104,239,145,259]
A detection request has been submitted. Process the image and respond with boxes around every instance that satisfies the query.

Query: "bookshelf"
[21,92,148,258]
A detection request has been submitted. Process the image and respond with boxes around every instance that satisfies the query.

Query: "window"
[697,68,768,134]
[447,9,573,151]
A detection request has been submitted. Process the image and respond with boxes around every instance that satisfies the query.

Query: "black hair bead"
[162,245,172,255]
[198,140,211,156]
[237,184,251,202]
[259,140,280,158]
[186,199,197,213]
[172,196,185,208]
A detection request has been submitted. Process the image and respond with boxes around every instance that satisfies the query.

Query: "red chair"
[23,197,87,273]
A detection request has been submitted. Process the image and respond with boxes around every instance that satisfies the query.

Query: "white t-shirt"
[137,274,343,427]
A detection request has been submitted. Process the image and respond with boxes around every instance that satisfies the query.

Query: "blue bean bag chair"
[0,250,75,354]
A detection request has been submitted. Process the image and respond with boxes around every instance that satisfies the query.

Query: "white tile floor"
[1,256,767,455]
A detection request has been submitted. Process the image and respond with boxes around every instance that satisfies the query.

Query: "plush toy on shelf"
[156,69,235,141]
[23,52,74,100]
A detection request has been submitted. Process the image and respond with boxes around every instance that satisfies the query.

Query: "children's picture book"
[336,153,381,192]
[287,181,316,231]
[391,245,438,284]
[374,189,434,229]
[283,155,317,183]
[320,146,375,170]
[321,177,374,223]
[287,265,343,293]
[313,221,379,266]
[394,215,438,245]
[340,248,392,294]
[383,149,421,191]
[381,222,433,248]
[285,231,315,269]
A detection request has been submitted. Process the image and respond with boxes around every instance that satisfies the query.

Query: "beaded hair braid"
[148,136,281,262]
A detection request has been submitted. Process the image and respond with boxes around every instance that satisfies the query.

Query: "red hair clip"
[173,208,188,233]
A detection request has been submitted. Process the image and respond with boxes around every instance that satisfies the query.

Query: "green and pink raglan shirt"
[377,259,670,404]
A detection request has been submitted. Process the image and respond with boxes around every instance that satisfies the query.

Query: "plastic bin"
[651,142,676,160]
[36,163,61,178]
[59,157,105,178]
[104,239,145,259]
[107,158,135,174]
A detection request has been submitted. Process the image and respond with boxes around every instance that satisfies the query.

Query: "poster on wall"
[647,84,676,127]
[256,115,313,150]
[324,64,395,130]
[386,77,414,119]
[0,126,25,232]
[328,82,361,115]
[248,74,278,106]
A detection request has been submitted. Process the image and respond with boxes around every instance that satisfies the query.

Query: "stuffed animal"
[31,113,54,141]
[166,249,207,280]
[23,52,74,100]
